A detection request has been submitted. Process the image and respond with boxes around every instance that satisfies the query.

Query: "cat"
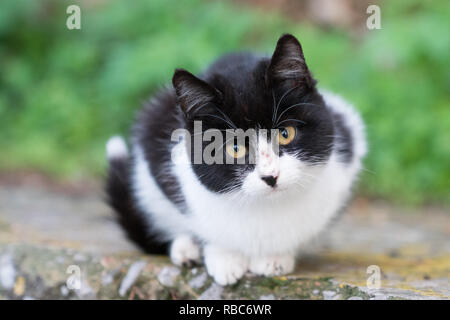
[105,34,367,285]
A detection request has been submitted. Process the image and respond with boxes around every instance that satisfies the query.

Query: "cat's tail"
[105,136,168,254]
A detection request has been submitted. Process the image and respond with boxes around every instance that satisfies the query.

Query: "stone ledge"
[0,184,448,300]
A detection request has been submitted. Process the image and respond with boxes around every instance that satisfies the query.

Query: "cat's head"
[172,34,334,198]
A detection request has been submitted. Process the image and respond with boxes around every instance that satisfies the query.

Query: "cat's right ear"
[172,69,221,118]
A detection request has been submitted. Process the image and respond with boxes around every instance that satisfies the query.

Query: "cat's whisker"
[272,85,301,125]
[361,167,376,175]
[193,101,237,129]
[195,113,237,129]
[276,118,307,127]
[271,89,276,118]
[214,107,238,130]
[218,136,236,151]
[275,102,320,126]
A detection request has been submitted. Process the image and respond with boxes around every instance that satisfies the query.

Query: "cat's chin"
[240,183,299,201]
[261,187,290,200]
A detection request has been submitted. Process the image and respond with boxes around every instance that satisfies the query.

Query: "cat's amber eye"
[226,143,247,159]
[278,126,296,145]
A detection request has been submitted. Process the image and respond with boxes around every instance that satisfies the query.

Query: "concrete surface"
[0,181,448,300]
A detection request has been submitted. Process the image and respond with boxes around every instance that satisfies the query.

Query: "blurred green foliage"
[0,0,449,205]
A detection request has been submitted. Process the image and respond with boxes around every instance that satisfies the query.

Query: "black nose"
[261,175,277,187]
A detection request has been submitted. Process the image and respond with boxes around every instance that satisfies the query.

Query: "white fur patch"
[106,136,128,160]
[204,245,249,286]
[170,235,201,266]
[249,254,295,276]
[255,135,280,178]
[132,145,189,241]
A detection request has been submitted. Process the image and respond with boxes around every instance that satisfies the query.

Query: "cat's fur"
[106,34,367,285]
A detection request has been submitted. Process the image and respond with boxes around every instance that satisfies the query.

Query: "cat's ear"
[172,69,221,118]
[266,34,315,89]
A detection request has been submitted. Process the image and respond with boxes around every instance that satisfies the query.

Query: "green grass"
[0,0,449,206]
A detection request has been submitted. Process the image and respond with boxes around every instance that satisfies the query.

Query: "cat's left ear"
[266,34,316,89]
[172,69,221,118]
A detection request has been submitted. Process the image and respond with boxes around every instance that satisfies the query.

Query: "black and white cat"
[106,34,366,285]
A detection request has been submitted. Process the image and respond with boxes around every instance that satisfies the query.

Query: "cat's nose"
[261,175,277,187]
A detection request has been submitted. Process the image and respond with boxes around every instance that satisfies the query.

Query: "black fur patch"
[332,112,354,164]
[105,155,169,254]
[133,90,188,212]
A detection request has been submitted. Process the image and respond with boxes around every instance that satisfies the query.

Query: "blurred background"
[0,0,449,207]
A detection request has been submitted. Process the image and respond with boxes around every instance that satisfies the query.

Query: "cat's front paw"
[170,235,201,267]
[249,254,295,276]
[204,245,248,286]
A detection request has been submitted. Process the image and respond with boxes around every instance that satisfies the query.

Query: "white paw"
[204,245,248,286]
[170,235,201,267]
[249,254,295,276]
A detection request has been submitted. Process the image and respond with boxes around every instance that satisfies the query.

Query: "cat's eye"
[226,143,247,159]
[278,126,296,145]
